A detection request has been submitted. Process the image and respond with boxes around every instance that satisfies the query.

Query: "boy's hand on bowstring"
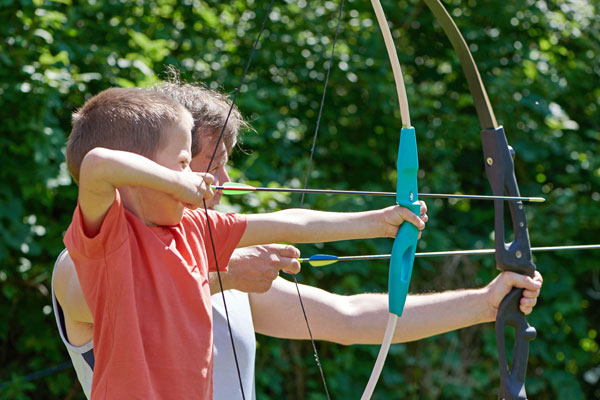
[174,171,215,209]
[382,200,428,239]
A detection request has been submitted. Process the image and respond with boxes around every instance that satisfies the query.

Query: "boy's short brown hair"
[153,81,248,157]
[66,87,190,182]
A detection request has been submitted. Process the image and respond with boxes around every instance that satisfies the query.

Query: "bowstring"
[293,1,345,398]
[202,2,276,399]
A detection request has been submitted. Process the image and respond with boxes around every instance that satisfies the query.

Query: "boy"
[64,87,425,399]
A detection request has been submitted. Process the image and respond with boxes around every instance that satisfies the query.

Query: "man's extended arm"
[249,272,542,345]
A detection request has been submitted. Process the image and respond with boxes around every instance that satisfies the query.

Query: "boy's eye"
[180,161,190,169]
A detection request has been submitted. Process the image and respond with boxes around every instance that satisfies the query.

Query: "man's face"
[190,135,230,209]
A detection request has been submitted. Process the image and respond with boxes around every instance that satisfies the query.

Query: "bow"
[318,1,539,398]
[206,1,539,399]
[422,1,536,398]
[361,1,420,398]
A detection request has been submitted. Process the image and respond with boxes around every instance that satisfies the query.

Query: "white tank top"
[51,250,93,399]
[212,289,257,400]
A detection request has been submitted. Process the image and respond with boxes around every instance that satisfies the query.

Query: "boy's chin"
[153,205,185,227]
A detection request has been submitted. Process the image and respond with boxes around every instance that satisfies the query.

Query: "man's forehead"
[199,141,228,164]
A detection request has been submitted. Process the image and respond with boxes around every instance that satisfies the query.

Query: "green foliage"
[1,0,598,398]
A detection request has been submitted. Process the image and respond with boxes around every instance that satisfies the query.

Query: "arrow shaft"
[300,244,600,263]
[418,244,600,257]
[213,185,545,202]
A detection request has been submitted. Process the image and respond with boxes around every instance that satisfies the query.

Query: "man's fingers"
[520,297,538,308]
[281,258,301,275]
[243,278,274,294]
[495,271,542,314]
[521,285,542,298]
[271,255,300,275]
[268,244,301,259]
[519,296,538,315]
[503,271,542,291]
[419,201,428,222]
[263,268,279,281]
[400,207,425,230]
[261,244,301,274]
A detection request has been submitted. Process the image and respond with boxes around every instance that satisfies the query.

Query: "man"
[52,81,543,399]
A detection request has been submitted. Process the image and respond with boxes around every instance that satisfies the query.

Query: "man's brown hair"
[154,79,248,157]
[66,87,190,182]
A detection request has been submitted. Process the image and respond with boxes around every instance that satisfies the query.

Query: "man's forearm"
[344,289,493,344]
[250,278,493,345]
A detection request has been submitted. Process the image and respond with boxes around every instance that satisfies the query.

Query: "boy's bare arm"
[77,147,212,236]
[237,205,426,248]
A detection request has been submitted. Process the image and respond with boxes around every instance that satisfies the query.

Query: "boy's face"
[138,115,194,226]
[190,135,230,210]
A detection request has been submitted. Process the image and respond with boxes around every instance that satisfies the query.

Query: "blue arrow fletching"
[306,254,338,267]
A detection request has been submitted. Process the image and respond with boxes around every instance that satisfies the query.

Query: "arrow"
[300,244,600,267]
[212,182,545,202]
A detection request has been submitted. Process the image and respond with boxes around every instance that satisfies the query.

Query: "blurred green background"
[1,0,599,398]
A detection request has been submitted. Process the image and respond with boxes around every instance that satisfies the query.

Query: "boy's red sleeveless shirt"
[64,192,246,399]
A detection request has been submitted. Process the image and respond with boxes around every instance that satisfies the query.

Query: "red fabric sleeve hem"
[211,212,246,273]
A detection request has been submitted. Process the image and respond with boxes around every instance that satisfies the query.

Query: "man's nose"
[215,166,230,185]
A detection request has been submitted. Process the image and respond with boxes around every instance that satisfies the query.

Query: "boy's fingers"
[201,172,215,185]
[195,173,214,199]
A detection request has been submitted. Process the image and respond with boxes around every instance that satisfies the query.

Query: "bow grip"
[388,205,420,316]
[389,127,420,316]
[496,287,537,400]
